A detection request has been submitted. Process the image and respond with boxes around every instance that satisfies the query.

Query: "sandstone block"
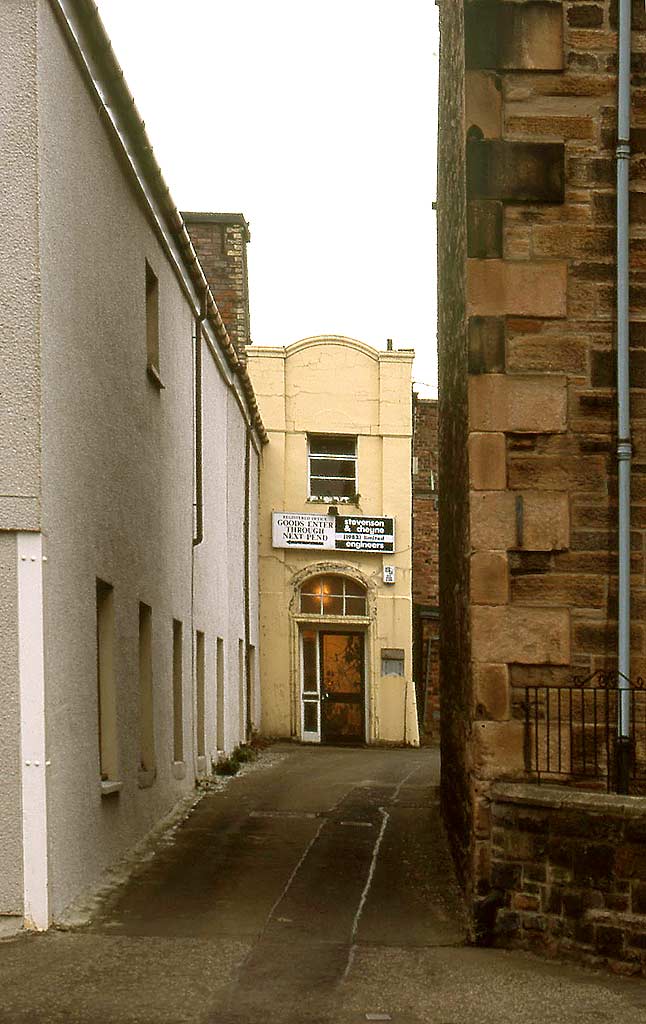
[469,374,567,433]
[467,260,568,318]
[470,491,516,550]
[472,606,571,664]
[471,489,569,552]
[471,552,509,605]
[465,3,563,71]
[467,140,565,203]
[472,720,526,779]
[469,432,507,490]
[522,491,570,551]
[468,317,505,372]
[474,662,510,721]
[511,573,606,609]
[468,201,503,259]
[507,333,588,374]
[466,71,502,138]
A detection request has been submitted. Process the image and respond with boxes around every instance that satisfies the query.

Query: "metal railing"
[515,670,646,794]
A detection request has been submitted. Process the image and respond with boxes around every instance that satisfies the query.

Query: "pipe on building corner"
[615,0,632,792]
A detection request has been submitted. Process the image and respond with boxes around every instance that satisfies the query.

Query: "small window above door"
[300,574,367,616]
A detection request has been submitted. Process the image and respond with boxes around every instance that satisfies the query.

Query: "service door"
[320,632,365,744]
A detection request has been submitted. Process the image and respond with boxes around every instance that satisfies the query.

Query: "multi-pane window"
[308,435,357,500]
[300,575,367,616]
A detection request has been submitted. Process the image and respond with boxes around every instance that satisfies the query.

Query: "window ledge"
[146,363,165,390]
[137,766,156,789]
[293,613,370,625]
[306,498,355,505]
[100,779,123,797]
[172,760,187,780]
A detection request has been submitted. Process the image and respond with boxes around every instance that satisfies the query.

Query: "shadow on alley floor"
[1,745,645,1023]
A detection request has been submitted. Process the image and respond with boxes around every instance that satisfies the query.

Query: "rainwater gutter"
[615,0,632,793]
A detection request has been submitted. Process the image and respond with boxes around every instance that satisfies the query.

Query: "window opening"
[238,639,246,742]
[300,574,367,617]
[145,260,163,387]
[216,637,224,750]
[96,580,118,781]
[196,631,205,758]
[308,435,357,500]
[138,603,155,774]
[172,620,183,762]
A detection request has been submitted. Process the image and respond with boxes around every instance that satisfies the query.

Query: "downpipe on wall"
[615,0,632,793]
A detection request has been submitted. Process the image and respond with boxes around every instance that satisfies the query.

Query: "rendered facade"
[438,0,646,972]
[1,0,263,929]
[246,338,418,747]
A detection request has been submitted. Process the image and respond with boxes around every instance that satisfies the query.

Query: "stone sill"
[491,782,646,817]
[100,780,123,797]
[292,613,370,626]
[146,363,165,390]
[137,767,156,789]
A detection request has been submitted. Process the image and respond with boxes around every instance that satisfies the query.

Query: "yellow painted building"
[246,336,418,746]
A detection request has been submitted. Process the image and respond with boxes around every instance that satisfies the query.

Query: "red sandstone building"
[438,0,646,974]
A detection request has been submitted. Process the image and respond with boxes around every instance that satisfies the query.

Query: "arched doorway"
[299,574,368,745]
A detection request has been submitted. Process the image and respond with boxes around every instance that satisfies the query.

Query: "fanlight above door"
[300,574,367,616]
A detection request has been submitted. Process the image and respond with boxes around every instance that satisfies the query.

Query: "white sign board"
[272,513,335,550]
[383,565,396,584]
[272,512,395,553]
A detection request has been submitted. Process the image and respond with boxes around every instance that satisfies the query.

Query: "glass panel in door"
[320,632,364,744]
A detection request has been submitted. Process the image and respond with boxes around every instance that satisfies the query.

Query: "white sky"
[95,0,439,396]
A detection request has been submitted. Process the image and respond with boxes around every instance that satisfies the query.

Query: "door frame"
[319,629,365,745]
[299,625,368,744]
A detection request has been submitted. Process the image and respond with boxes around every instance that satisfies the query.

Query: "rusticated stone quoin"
[465,2,564,71]
[467,260,568,317]
[471,606,570,664]
[469,374,567,433]
[467,140,565,204]
[467,200,503,258]
[468,316,505,372]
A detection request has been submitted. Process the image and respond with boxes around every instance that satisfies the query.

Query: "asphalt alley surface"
[1,745,645,1024]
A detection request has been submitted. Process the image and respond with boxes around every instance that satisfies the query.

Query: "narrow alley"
[1,746,645,1024]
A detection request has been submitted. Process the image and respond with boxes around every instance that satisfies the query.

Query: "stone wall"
[488,784,646,976]
[412,397,440,736]
[438,0,646,942]
[437,0,474,890]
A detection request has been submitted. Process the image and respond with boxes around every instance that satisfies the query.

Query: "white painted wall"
[3,0,261,921]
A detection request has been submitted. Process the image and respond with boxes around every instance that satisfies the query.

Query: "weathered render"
[438,0,646,972]
[247,338,417,747]
[0,0,263,928]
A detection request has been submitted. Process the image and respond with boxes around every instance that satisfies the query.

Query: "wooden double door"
[301,630,365,744]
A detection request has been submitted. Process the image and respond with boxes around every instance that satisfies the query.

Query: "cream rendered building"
[247,337,417,747]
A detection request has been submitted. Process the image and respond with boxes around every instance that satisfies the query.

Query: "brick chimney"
[182,212,251,354]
